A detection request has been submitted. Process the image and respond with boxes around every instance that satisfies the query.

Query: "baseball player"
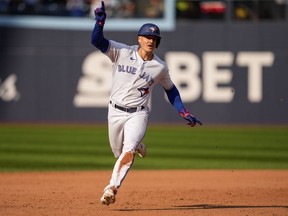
[91,1,202,206]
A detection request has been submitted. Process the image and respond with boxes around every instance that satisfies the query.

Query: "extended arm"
[165,85,185,112]
[165,85,202,127]
[91,1,109,53]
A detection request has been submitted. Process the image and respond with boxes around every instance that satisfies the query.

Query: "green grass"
[0,124,287,171]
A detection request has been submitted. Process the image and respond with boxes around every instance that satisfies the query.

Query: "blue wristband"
[165,85,185,113]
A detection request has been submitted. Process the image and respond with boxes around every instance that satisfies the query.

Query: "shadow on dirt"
[176,204,288,209]
[117,204,288,211]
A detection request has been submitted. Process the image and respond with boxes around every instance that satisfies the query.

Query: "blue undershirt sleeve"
[165,85,185,113]
[91,22,109,53]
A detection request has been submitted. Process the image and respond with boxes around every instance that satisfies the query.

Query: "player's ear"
[137,36,141,44]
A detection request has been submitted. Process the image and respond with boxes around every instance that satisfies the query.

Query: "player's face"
[138,35,157,52]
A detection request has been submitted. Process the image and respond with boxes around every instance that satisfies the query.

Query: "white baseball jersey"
[105,40,174,108]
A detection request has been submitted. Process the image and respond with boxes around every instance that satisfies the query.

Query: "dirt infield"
[1,170,287,216]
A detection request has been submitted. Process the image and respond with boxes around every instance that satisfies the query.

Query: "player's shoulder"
[109,40,134,51]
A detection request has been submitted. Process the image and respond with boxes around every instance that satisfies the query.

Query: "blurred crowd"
[232,0,286,20]
[0,0,286,20]
[0,0,164,18]
[176,0,286,20]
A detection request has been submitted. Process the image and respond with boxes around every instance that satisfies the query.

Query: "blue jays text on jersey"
[118,65,137,75]
[139,71,154,86]
[118,64,155,86]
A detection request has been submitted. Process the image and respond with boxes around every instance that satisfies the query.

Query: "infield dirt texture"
[1,170,288,216]
[1,124,288,215]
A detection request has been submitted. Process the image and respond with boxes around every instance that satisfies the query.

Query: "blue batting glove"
[180,109,203,127]
[94,1,106,26]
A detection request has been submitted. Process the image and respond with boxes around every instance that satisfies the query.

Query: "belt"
[110,101,145,113]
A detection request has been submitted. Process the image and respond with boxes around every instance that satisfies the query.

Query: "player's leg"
[122,109,149,153]
[100,149,135,205]
[101,109,148,205]
[101,105,127,205]
[110,109,148,187]
[107,104,126,158]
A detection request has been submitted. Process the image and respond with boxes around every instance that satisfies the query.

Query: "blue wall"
[1,21,288,124]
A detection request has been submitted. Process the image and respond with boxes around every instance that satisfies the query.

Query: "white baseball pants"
[106,103,149,190]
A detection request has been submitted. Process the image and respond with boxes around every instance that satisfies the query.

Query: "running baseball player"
[91,1,202,206]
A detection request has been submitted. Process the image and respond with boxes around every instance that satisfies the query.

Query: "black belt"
[110,101,145,113]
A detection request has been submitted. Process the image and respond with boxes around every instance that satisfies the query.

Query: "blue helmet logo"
[138,23,161,48]
[149,26,157,32]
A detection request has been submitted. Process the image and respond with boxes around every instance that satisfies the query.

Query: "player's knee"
[120,151,135,166]
[122,143,137,154]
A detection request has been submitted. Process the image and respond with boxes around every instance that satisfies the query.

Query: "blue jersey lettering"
[118,65,137,74]
[139,71,154,85]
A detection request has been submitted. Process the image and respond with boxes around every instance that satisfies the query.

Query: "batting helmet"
[138,23,161,48]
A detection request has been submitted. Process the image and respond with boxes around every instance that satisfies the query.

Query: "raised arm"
[91,1,109,53]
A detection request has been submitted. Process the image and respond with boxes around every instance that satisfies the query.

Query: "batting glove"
[94,1,106,26]
[180,109,203,127]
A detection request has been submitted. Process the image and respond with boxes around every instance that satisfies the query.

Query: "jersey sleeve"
[160,65,185,112]
[105,40,130,63]
[159,65,174,90]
